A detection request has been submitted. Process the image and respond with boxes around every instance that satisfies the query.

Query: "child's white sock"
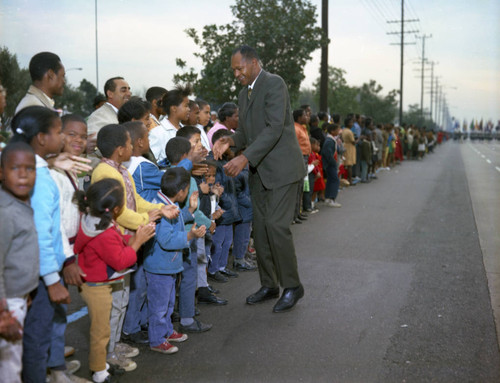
[92,369,110,382]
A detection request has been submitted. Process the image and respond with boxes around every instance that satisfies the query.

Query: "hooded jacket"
[74,215,137,283]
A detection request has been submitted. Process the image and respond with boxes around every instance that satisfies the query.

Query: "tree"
[0,47,31,118]
[403,104,433,128]
[174,0,325,104]
[54,79,99,117]
[358,79,398,123]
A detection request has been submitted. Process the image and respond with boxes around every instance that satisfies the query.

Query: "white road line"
[481,155,486,158]
[486,159,492,164]
[496,167,500,173]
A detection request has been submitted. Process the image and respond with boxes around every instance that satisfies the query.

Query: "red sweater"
[74,217,137,283]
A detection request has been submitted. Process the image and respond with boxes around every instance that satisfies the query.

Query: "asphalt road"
[65,139,500,382]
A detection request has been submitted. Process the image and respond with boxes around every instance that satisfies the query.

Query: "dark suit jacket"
[232,70,306,189]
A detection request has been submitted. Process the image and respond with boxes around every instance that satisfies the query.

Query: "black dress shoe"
[246,286,280,305]
[198,293,228,305]
[293,219,302,224]
[297,214,308,221]
[272,284,304,313]
[121,330,149,344]
[220,268,239,278]
[207,285,220,294]
[233,261,257,271]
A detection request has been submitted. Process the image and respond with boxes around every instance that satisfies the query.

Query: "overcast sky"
[1,0,499,124]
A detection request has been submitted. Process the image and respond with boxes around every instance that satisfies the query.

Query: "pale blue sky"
[1,0,499,124]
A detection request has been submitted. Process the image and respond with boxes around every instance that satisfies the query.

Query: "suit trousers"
[249,173,301,289]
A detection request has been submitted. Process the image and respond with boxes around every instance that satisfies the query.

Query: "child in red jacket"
[74,179,155,383]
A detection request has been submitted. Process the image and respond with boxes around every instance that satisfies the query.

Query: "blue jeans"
[208,224,233,274]
[123,264,148,335]
[324,161,339,200]
[361,160,368,181]
[233,222,251,260]
[47,297,67,370]
[145,272,176,347]
[23,279,65,382]
[179,240,196,320]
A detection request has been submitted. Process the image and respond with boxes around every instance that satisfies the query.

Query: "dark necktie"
[248,87,252,100]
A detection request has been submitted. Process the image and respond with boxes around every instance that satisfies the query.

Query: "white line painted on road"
[486,159,492,164]
[496,167,500,173]
[481,154,486,158]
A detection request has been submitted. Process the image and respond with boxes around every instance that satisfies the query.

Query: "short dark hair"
[145,86,167,103]
[318,111,328,121]
[344,117,353,127]
[160,167,191,198]
[10,106,60,145]
[196,99,209,110]
[96,124,129,158]
[293,109,305,122]
[332,114,341,124]
[122,121,146,143]
[218,102,238,122]
[204,158,218,170]
[211,129,232,145]
[309,137,318,145]
[165,136,191,165]
[232,45,260,61]
[0,142,35,168]
[29,52,62,82]
[118,99,148,124]
[61,114,87,130]
[93,94,106,108]
[161,84,192,115]
[177,126,200,141]
[104,77,124,98]
[300,104,311,111]
[310,114,319,124]
[74,178,124,230]
[326,123,341,134]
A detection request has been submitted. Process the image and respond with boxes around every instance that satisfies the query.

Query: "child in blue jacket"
[144,167,206,354]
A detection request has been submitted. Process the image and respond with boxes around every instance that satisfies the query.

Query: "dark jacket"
[234,166,253,223]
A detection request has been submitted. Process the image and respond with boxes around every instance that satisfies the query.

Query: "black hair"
[332,114,341,124]
[61,114,87,130]
[293,108,305,122]
[104,77,124,98]
[188,100,198,109]
[365,117,373,127]
[300,104,311,111]
[96,124,129,158]
[160,167,191,198]
[196,99,209,109]
[232,45,260,61]
[326,123,341,134]
[29,52,62,82]
[211,128,232,145]
[118,99,148,124]
[309,137,318,145]
[0,142,35,168]
[122,121,147,143]
[93,94,106,108]
[145,86,167,103]
[218,102,238,123]
[10,106,60,145]
[204,158,218,170]
[310,114,319,124]
[74,178,124,230]
[161,84,192,115]
[165,136,191,165]
[344,117,353,127]
[318,111,327,121]
[177,126,200,141]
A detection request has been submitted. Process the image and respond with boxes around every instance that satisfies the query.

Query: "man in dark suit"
[213,45,306,313]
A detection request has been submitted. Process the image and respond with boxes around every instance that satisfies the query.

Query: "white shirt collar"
[248,69,263,90]
[36,154,48,168]
[106,102,119,114]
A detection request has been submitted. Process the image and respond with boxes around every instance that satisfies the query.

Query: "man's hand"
[189,191,199,213]
[47,282,71,304]
[50,153,92,176]
[212,208,224,220]
[223,154,248,177]
[62,262,86,287]
[188,146,208,165]
[160,205,179,219]
[148,209,162,222]
[192,163,208,177]
[209,221,216,234]
[213,136,234,160]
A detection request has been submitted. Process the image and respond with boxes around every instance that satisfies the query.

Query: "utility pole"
[387,0,418,125]
[319,0,329,112]
[434,77,440,126]
[415,34,432,117]
[95,0,99,93]
[429,62,434,122]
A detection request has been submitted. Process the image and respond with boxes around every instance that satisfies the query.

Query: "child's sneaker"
[114,342,139,358]
[167,330,188,343]
[150,341,178,354]
[106,353,137,372]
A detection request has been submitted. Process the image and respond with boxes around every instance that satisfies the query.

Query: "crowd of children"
[0,52,443,383]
